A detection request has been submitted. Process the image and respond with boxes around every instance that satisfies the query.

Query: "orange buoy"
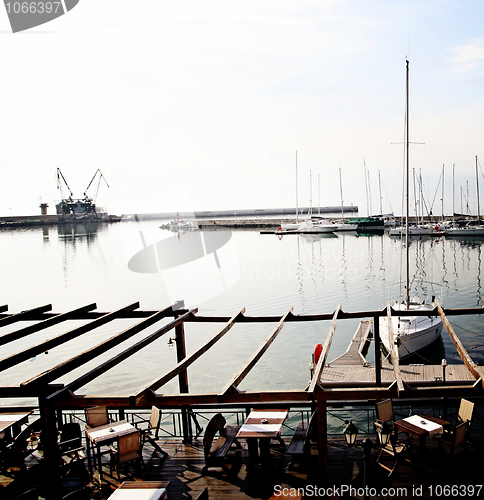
[314,343,323,364]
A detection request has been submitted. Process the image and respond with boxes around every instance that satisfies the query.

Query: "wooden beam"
[0,305,7,313]
[0,303,98,347]
[133,308,245,403]
[0,304,52,328]
[436,300,484,388]
[307,305,341,397]
[22,303,179,388]
[386,303,406,396]
[45,309,197,402]
[218,309,293,401]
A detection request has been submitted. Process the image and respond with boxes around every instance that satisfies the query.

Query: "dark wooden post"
[316,395,328,485]
[39,394,62,499]
[373,314,381,386]
[175,319,192,442]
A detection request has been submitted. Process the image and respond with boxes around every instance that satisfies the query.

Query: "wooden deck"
[3,433,483,499]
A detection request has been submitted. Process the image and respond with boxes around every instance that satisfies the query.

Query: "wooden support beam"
[436,300,484,388]
[316,396,328,486]
[133,308,245,403]
[22,303,179,388]
[0,303,98,347]
[45,309,197,402]
[0,304,111,371]
[386,303,405,396]
[0,305,7,313]
[373,311,383,386]
[307,305,341,397]
[217,309,292,401]
[0,304,52,328]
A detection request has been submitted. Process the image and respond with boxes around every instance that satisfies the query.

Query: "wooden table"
[109,481,169,500]
[85,420,136,481]
[236,409,288,464]
[0,411,32,441]
[394,414,449,453]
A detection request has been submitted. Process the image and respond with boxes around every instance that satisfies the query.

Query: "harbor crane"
[83,169,109,204]
[56,168,74,202]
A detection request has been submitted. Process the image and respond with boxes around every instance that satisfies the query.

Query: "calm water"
[1,220,484,404]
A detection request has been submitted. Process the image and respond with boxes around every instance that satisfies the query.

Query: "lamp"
[375,421,392,447]
[167,337,176,349]
[343,420,359,446]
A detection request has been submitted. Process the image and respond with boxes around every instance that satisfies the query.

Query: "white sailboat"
[380,59,443,361]
[445,156,484,236]
[336,168,359,231]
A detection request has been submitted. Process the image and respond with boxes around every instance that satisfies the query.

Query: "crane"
[56,168,74,202]
[83,169,109,204]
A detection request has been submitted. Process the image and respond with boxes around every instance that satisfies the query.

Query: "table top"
[85,420,136,445]
[0,412,32,433]
[395,414,448,438]
[109,487,167,500]
[237,409,288,438]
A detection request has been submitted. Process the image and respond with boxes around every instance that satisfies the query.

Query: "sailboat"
[336,168,359,231]
[445,156,484,237]
[380,60,443,361]
[281,151,301,231]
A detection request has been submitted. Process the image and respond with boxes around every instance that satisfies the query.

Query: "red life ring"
[435,226,439,231]
[314,343,323,364]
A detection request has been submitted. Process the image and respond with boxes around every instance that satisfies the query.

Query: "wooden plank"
[46,309,197,401]
[133,308,246,401]
[436,300,484,387]
[218,309,293,400]
[309,305,341,396]
[0,304,52,328]
[22,303,179,388]
[0,303,98,347]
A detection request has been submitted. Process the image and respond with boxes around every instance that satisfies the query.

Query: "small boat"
[379,60,443,361]
[297,220,336,233]
[336,168,359,231]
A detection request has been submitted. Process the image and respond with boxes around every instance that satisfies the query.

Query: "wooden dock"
[320,319,476,387]
[329,319,373,366]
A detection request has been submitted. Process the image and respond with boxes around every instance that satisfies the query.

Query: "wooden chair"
[136,406,167,459]
[85,406,110,428]
[374,399,410,444]
[443,398,475,445]
[109,429,143,481]
[375,425,410,477]
[439,421,467,458]
[59,422,85,464]
[286,412,317,469]
[202,414,240,473]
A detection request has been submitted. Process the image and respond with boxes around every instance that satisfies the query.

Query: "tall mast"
[295,151,299,223]
[339,168,344,222]
[441,164,445,222]
[476,156,480,224]
[452,164,455,221]
[405,59,410,307]
[378,170,383,216]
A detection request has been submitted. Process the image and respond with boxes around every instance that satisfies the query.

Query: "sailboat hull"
[379,302,443,360]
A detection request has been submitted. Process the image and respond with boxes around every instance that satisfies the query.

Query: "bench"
[286,413,316,469]
[202,414,240,473]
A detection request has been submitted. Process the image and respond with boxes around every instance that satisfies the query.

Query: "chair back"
[376,399,394,423]
[457,399,474,426]
[203,414,226,456]
[85,406,109,428]
[118,430,141,458]
[59,422,82,451]
[149,406,161,430]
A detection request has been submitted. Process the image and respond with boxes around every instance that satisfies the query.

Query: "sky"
[1,0,484,217]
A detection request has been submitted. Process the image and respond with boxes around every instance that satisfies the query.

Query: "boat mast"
[476,156,480,224]
[405,59,410,307]
[339,167,344,223]
[295,151,299,223]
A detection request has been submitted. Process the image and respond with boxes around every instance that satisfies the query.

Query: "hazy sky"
[1,1,484,217]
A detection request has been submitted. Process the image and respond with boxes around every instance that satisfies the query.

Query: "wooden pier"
[329,319,373,366]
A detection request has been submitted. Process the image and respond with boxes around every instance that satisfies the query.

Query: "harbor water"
[1,219,483,404]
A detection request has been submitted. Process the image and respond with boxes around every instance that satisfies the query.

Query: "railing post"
[316,394,328,486]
